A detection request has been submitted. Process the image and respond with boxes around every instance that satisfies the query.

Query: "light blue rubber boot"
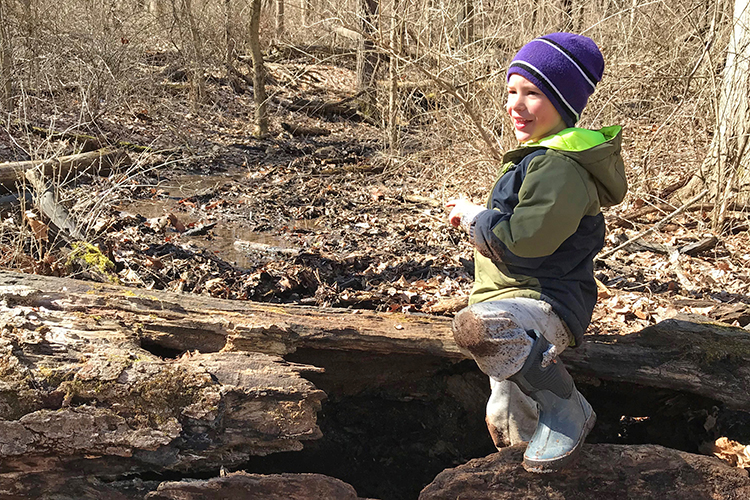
[508,330,596,473]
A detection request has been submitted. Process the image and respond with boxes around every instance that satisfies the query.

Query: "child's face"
[506,74,566,143]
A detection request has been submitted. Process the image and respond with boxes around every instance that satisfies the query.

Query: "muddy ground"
[1,46,749,499]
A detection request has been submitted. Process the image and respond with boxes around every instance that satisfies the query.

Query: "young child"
[446,32,627,473]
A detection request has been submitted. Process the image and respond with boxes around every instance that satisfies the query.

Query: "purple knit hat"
[507,33,604,127]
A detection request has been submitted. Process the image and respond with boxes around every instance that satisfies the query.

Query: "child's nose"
[509,97,525,112]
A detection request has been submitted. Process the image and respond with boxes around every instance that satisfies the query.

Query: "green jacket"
[469,126,627,346]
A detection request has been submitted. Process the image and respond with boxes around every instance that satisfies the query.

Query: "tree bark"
[0,0,13,110]
[300,0,311,26]
[560,316,750,410]
[455,0,473,48]
[275,0,285,40]
[387,0,401,152]
[182,0,205,107]
[147,472,364,499]
[249,0,269,137]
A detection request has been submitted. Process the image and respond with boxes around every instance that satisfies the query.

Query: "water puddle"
[114,171,301,269]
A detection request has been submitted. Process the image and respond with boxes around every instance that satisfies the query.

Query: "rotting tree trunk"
[0,149,131,188]
[0,278,327,497]
[0,270,461,360]
[678,0,750,227]
[249,0,269,137]
[560,316,750,410]
[2,271,750,411]
[147,471,364,499]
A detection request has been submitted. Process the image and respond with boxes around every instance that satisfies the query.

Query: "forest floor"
[1,47,749,358]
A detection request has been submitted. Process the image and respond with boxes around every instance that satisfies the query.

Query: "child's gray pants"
[452,297,574,447]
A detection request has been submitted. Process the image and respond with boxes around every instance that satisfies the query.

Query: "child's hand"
[445,198,481,228]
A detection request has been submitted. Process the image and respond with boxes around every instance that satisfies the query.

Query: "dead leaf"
[710,437,750,468]
[24,211,49,242]
[168,213,186,232]
[596,278,611,298]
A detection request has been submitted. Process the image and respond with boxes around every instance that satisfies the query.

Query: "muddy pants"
[452,297,574,448]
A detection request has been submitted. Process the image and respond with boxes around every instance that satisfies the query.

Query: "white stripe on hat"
[511,61,580,123]
[534,38,597,90]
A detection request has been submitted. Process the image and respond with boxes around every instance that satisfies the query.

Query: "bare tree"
[276,0,285,39]
[182,0,206,107]
[388,0,402,151]
[0,0,13,110]
[357,0,379,107]
[249,0,269,137]
[679,0,750,228]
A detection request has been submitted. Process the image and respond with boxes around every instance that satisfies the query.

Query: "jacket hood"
[508,126,628,207]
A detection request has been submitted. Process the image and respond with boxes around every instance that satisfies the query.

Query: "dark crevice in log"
[138,338,185,359]
[582,378,750,453]
[241,351,494,500]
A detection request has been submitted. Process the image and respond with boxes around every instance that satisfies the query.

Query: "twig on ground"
[598,188,710,260]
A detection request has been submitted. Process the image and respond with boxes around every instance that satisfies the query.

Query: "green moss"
[698,338,750,364]
[66,241,121,285]
[59,364,203,428]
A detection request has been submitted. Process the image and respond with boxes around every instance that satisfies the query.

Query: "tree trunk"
[147,472,363,500]
[0,273,327,497]
[678,0,750,224]
[249,0,269,137]
[387,0,401,152]
[275,0,285,39]
[182,0,205,107]
[455,0,473,48]
[300,0,312,27]
[356,0,379,108]
[0,0,13,110]
[225,0,235,67]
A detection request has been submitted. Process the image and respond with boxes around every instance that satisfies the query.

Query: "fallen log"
[0,148,131,188]
[560,317,750,410]
[281,122,331,137]
[0,288,326,498]
[419,443,750,499]
[0,270,461,360]
[2,271,750,411]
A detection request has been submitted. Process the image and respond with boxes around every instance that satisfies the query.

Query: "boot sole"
[522,410,596,473]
